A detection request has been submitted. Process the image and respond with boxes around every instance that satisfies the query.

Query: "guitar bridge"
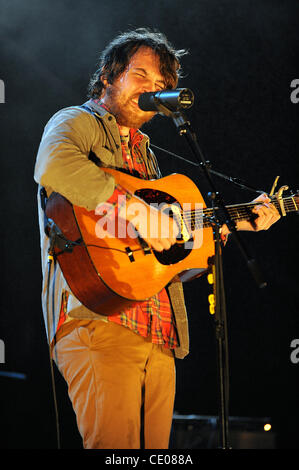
[163,203,190,243]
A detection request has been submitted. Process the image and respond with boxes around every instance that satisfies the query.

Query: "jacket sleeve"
[34,106,116,211]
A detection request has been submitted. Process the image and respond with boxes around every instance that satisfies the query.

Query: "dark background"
[0,0,298,449]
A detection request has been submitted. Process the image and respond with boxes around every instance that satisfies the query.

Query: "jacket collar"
[83,99,150,149]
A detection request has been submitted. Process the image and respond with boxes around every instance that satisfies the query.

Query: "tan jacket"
[34,100,189,359]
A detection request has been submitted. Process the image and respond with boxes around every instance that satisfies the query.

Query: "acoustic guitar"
[45,168,298,315]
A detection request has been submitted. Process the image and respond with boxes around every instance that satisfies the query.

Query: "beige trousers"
[53,319,176,449]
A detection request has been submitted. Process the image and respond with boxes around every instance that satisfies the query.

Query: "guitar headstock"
[269,177,298,213]
[270,187,299,216]
[290,190,299,213]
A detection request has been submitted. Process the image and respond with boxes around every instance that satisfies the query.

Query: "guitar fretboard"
[183,195,298,229]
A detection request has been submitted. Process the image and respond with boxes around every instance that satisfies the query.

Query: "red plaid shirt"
[58,106,179,349]
[104,122,178,349]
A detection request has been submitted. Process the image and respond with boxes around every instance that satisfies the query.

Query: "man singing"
[34,27,280,449]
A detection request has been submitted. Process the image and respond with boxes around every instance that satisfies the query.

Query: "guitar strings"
[179,198,297,221]
[173,197,298,231]
[85,197,297,245]
[74,197,298,253]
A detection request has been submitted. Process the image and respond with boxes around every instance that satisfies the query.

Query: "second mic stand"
[155,103,267,449]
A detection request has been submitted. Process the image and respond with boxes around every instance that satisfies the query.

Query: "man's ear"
[100,75,108,88]
[100,66,110,88]
[99,74,109,98]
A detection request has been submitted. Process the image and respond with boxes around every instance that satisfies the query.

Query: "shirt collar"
[88,99,144,149]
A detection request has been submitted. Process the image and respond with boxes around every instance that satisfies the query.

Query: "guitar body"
[45,169,215,315]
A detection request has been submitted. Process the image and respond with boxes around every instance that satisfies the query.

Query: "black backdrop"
[0,0,298,450]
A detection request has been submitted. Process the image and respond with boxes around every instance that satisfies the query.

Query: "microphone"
[138,88,194,113]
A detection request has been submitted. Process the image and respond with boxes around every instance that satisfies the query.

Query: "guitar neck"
[202,195,298,228]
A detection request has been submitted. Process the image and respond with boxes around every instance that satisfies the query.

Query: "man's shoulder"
[47,100,120,130]
[48,104,95,125]
[42,103,105,140]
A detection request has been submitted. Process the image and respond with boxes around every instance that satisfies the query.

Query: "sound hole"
[135,188,193,265]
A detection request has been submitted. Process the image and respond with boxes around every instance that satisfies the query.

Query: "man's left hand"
[237,193,281,232]
[221,193,281,235]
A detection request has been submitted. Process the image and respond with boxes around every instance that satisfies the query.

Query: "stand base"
[170,414,275,449]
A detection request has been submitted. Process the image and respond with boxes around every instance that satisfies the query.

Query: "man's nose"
[141,79,158,93]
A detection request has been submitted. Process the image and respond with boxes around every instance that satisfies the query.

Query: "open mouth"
[131,97,139,107]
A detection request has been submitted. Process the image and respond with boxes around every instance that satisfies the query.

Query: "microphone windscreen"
[138,92,157,111]
[138,89,194,112]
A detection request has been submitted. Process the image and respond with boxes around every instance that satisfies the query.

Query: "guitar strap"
[40,186,79,256]
[39,186,50,236]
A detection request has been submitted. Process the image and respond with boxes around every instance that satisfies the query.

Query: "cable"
[151,143,264,194]
[46,254,61,449]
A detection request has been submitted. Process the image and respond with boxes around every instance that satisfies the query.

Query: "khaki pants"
[53,319,176,449]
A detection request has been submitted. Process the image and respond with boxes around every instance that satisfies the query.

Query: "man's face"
[101,47,166,130]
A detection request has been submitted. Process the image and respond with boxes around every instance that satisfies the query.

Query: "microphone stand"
[153,101,267,449]
[149,143,265,196]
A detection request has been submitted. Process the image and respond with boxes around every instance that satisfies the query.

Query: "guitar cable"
[40,188,61,449]
[43,220,139,450]
[46,251,61,450]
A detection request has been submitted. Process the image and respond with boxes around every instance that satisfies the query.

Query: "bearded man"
[34,28,279,449]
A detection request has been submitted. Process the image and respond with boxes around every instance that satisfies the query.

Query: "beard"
[104,85,156,129]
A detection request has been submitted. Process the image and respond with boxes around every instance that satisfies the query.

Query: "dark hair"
[87,27,188,98]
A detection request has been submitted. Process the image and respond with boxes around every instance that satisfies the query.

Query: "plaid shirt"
[58,107,179,349]
[104,123,178,350]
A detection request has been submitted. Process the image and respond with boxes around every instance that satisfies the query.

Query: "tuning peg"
[276,185,289,216]
[291,190,299,214]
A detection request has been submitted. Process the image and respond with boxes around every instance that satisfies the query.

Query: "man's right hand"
[120,196,180,252]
